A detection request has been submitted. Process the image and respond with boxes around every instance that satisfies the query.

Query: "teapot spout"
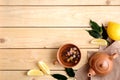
[88,68,96,77]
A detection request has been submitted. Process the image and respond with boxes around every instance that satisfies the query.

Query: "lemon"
[90,39,107,46]
[27,69,44,76]
[67,77,76,80]
[38,61,50,75]
[107,22,120,40]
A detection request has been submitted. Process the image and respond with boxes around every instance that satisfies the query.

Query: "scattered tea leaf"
[51,74,67,80]
[86,30,101,38]
[65,68,75,77]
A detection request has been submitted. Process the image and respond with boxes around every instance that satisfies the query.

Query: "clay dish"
[57,44,81,68]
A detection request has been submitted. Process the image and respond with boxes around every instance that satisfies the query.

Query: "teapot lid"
[95,59,111,72]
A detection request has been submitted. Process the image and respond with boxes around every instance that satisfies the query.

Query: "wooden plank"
[0,6,120,27]
[0,0,120,5]
[0,28,98,48]
[0,49,98,70]
[0,71,69,80]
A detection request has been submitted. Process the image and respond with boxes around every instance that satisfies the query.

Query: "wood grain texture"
[0,0,120,5]
[0,49,98,70]
[0,71,71,80]
[0,6,120,27]
[0,28,98,48]
[0,0,119,79]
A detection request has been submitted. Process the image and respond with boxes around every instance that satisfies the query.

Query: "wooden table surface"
[0,0,120,80]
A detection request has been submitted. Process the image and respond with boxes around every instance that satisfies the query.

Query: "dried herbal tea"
[60,46,81,67]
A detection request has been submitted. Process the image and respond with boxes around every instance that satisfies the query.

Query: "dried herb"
[65,68,75,77]
[51,74,67,80]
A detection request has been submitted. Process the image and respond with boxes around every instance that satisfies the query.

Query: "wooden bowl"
[57,44,81,68]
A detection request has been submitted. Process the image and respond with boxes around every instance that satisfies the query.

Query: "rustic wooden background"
[0,0,120,80]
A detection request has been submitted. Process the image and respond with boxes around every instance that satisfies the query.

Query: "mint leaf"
[86,30,101,38]
[90,20,101,32]
[51,74,67,80]
[65,68,75,77]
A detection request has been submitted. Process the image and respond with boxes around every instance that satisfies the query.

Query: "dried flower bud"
[73,47,77,51]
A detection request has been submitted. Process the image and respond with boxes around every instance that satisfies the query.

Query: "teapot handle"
[111,53,118,59]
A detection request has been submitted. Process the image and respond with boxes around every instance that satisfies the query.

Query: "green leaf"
[99,27,103,34]
[102,24,108,39]
[86,30,101,38]
[65,68,75,77]
[51,74,67,80]
[90,20,101,32]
